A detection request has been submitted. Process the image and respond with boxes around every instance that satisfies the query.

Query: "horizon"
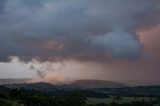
[0,0,160,86]
[0,78,158,88]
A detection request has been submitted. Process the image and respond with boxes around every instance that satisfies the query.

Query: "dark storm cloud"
[0,0,160,62]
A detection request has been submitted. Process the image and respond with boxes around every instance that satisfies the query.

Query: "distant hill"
[3,82,62,91]
[0,78,30,85]
[70,80,126,88]
[2,79,126,91]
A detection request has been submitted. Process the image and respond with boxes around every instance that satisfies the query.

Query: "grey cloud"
[91,30,142,60]
[0,0,160,62]
[0,0,6,13]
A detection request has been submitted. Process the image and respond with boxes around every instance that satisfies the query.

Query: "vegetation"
[0,85,160,106]
[0,86,87,106]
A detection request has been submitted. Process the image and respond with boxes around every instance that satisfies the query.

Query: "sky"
[0,0,160,86]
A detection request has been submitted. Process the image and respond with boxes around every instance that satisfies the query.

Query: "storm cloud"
[0,0,160,62]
